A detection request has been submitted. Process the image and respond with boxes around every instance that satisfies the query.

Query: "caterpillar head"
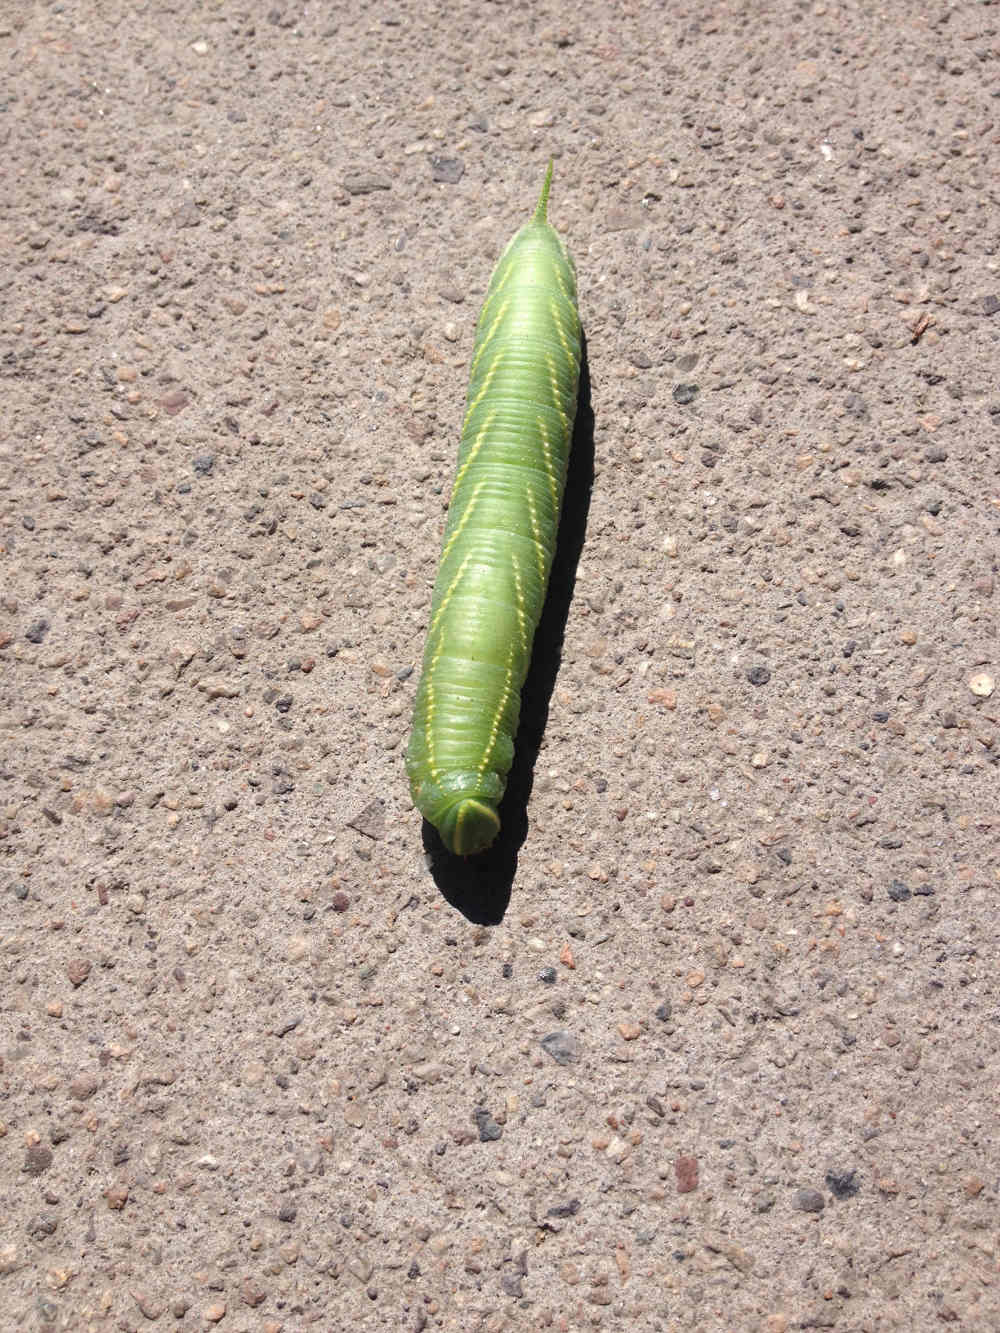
[437,797,501,856]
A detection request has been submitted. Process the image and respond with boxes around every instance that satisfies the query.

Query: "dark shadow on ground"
[424,331,596,923]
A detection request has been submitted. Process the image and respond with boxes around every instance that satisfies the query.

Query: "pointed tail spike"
[533,159,554,224]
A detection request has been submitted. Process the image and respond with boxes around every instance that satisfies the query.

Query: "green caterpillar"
[406,162,582,856]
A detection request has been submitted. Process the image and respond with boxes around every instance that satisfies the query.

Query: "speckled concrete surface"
[1,3,998,1331]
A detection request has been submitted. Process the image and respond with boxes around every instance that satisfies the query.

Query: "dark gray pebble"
[747,665,771,686]
[25,617,50,643]
[538,966,557,984]
[192,453,215,475]
[673,383,699,406]
[473,1108,503,1142]
[825,1169,860,1199]
[540,1031,581,1065]
[546,1198,581,1218]
[792,1188,825,1213]
[430,155,464,184]
[888,880,911,902]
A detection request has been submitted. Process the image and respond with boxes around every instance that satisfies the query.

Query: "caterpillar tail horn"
[533,159,554,224]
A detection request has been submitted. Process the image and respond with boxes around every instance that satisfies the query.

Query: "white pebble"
[968,672,995,698]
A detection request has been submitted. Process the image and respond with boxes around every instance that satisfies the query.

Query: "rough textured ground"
[2,2,998,1331]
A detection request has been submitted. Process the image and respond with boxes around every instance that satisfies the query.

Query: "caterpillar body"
[406,163,582,855]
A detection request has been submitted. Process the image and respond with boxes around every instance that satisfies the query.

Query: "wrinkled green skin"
[406,166,581,855]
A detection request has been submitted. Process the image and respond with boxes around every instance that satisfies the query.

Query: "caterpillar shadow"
[423,330,596,923]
